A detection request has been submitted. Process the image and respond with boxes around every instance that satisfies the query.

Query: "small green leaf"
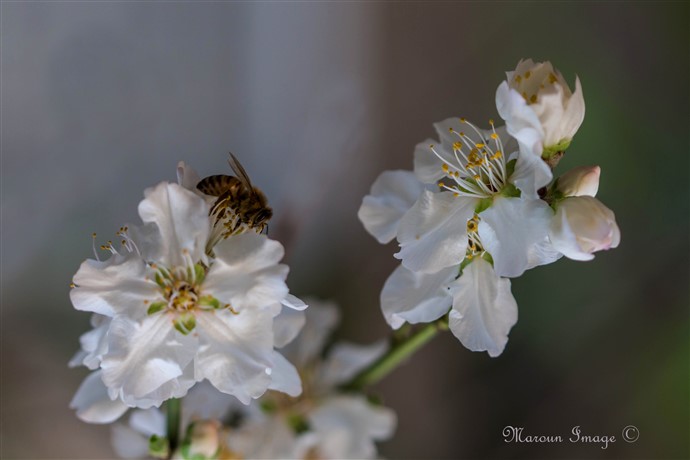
[459,257,472,274]
[148,435,169,459]
[174,313,196,335]
[474,197,493,214]
[147,301,167,316]
[481,252,494,265]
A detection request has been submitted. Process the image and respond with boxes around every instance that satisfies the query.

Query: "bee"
[196,153,272,234]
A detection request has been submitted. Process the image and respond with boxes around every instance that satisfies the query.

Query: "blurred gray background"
[2,2,688,459]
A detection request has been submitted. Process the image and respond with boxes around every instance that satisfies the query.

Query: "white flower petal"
[101,314,198,402]
[194,309,274,404]
[181,381,239,424]
[267,351,302,397]
[496,81,544,154]
[308,395,396,460]
[226,416,298,459]
[70,371,129,424]
[281,293,308,311]
[526,236,563,269]
[319,340,387,387]
[176,161,202,191]
[111,423,151,459]
[273,304,306,348]
[137,182,210,267]
[129,408,166,437]
[396,190,476,273]
[380,264,455,329]
[510,143,553,199]
[70,254,157,319]
[478,196,552,278]
[413,139,452,184]
[281,300,340,368]
[358,170,425,243]
[448,258,518,357]
[70,315,111,369]
[203,233,288,314]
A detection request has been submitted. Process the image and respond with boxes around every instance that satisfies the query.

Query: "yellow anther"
[530,94,537,104]
[473,174,481,180]
[429,144,435,149]
[515,75,522,83]
[490,133,498,140]
[438,182,444,188]
[491,151,503,160]
[459,132,465,137]
[467,220,478,232]
[121,240,126,245]
[442,164,449,173]
[453,192,459,197]
[460,117,466,123]
[522,91,529,101]
[525,71,532,79]
[475,143,485,148]
[452,141,463,151]
[489,119,494,125]
[69,282,76,288]
[549,72,557,84]
[92,232,97,238]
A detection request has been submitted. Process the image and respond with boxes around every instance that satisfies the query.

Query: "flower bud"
[556,165,600,197]
[549,196,620,261]
[185,420,221,459]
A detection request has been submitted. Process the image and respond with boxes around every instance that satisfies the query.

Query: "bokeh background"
[2,2,688,459]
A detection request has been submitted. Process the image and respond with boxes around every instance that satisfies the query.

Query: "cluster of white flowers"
[359,59,620,357]
[69,58,620,459]
[70,163,396,459]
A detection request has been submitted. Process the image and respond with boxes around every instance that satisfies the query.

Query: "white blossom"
[70,181,301,421]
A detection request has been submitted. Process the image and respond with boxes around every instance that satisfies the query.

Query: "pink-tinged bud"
[557,165,601,197]
[549,196,620,261]
[185,420,221,458]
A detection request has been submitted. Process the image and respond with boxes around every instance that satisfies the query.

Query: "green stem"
[343,317,448,391]
[166,398,181,456]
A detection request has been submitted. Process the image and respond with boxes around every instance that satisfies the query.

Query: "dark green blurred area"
[2,2,687,459]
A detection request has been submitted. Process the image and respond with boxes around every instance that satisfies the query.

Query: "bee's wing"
[227,152,255,191]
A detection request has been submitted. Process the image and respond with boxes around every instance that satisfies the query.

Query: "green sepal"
[197,295,221,311]
[180,442,207,460]
[481,252,494,266]
[194,263,206,285]
[505,158,517,178]
[147,301,167,316]
[148,434,170,459]
[459,257,472,275]
[286,413,310,434]
[474,197,493,214]
[499,183,521,198]
[542,139,572,160]
[174,313,196,335]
